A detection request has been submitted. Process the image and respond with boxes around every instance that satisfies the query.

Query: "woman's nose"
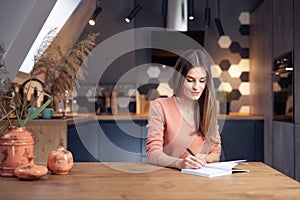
[192,82,200,90]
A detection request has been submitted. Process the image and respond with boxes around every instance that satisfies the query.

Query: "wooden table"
[0,162,299,200]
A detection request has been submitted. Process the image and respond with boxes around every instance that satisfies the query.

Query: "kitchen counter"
[9,112,263,163]
[23,112,264,126]
[67,113,264,162]
[61,112,264,125]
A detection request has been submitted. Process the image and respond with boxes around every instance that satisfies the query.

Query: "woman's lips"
[192,91,200,96]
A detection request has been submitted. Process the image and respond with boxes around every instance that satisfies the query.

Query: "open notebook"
[181,160,249,178]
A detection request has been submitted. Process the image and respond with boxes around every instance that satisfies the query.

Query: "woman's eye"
[186,78,206,83]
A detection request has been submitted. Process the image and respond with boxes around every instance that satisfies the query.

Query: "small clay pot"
[14,157,48,180]
[47,146,74,175]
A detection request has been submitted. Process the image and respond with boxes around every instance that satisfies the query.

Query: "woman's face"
[181,66,207,101]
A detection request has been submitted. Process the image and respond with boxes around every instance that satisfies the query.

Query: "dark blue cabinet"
[68,120,147,162]
[68,121,100,162]
[68,119,263,162]
[98,120,147,162]
[220,119,264,162]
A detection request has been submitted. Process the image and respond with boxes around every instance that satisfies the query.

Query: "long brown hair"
[172,49,218,143]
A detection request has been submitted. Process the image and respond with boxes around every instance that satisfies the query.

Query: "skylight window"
[19,0,81,73]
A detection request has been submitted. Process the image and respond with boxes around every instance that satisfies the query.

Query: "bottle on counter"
[102,91,111,114]
[111,89,118,115]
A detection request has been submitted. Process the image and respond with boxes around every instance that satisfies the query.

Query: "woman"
[146,49,221,170]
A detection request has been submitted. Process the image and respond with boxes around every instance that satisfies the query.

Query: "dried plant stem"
[31,32,99,100]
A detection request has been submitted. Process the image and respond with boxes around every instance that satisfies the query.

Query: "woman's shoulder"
[152,96,174,106]
[149,97,176,119]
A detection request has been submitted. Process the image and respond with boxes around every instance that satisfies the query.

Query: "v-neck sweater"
[146,97,221,167]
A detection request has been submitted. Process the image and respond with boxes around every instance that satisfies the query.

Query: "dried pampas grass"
[0,42,9,77]
[31,29,99,99]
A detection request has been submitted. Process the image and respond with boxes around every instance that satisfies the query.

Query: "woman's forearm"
[147,150,184,169]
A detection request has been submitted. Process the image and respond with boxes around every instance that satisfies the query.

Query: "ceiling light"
[204,0,210,27]
[89,0,102,26]
[125,3,142,23]
[214,0,225,35]
[215,18,225,35]
[188,0,194,20]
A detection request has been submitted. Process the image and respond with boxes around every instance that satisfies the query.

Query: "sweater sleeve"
[209,135,221,154]
[146,100,180,168]
[207,121,222,155]
[211,121,222,154]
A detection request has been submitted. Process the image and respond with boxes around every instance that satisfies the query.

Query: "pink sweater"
[146,97,221,167]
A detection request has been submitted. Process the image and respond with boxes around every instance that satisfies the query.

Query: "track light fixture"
[188,0,194,20]
[204,0,210,27]
[214,0,225,35]
[215,18,224,35]
[125,3,142,23]
[89,0,102,26]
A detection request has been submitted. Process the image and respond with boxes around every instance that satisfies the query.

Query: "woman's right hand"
[177,155,207,169]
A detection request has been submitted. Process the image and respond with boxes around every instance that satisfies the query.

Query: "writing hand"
[183,154,207,169]
[182,147,207,169]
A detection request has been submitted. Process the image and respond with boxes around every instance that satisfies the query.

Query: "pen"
[185,147,196,156]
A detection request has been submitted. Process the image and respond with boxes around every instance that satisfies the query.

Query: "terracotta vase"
[14,157,48,180]
[47,146,74,175]
[0,126,34,177]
